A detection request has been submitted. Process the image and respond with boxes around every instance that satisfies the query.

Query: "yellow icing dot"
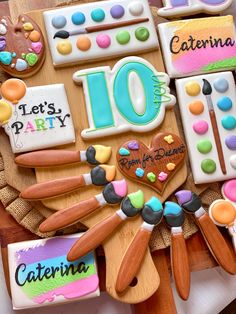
[94,145,112,164]
[23,22,34,31]
[29,30,41,42]
[164,135,174,144]
[185,81,201,96]
[56,40,72,55]
[189,100,204,115]
[101,165,116,181]
[211,200,236,225]
[0,100,12,124]
[166,163,176,171]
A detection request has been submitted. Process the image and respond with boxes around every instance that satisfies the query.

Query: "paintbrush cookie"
[158,15,236,78]
[0,15,45,77]
[8,234,100,310]
[43,0,159,67]
[117,133,186,194]
[0,78,75,153]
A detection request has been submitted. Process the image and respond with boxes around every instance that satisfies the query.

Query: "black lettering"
[11,121,24,135]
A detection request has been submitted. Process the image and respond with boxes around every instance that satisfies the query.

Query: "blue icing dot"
[135,168,144,178]
[71,12,85,25]
[12,52,16,58]
[119,147,130,156]
[222,115,236,130]
[15,58,27,71]
[0,51,12,65]
[52,15,67,29]
[145,197,163,212]
[164,201,182,216]
[91,8,105,22]
[217,96,232,112]
[213,78,229,93]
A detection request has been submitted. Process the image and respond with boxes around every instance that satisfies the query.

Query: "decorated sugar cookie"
[73,56,176,139]
[116,133,186,194]
[0,15,45,77]
[0,78,75,153]
[8,234,100,310]
[43,0,159,67]
[158,16,236,78]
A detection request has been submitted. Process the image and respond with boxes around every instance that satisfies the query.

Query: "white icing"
[80,150,87,162]
[43,0,159,67]
[141,221,154,231]
[129,71,146,115]
[83,173,92,185]
[128,1,144,16]
[116,209,128,220]
[95,193,107,206]
[0,23,7,35]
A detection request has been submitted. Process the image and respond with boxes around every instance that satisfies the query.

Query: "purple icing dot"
[110,5,125,19]
[175,190,192,205]
[128,141,139,150]
[225,135,236,150]
[192,120,209,135]
[0,37,6,51]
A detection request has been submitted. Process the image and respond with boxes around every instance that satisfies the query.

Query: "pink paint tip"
[112,179,128,197]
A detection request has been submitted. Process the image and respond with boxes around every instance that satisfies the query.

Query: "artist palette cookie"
[117,133,186,194]
[0,15,45,77]
[43,0,159,67]
[158,16,236,78]
[176,72,236,184]
[8,234,100,310]
[0,79,75,153]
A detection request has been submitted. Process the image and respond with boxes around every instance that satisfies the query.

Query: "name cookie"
[8,234,100,310]
[117,133,186,194]
[0,15,45,77]
[158,16,236,78]
[0,79,75,153]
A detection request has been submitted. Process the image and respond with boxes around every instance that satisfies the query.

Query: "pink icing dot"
[31,42,43,54]
[96,34,111,48]
[192,120,209,135]
[222,179,236,202]
[158,172,168,182]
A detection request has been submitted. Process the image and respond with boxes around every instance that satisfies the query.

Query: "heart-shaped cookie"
[0,15,45,77]
[117,133,186,194]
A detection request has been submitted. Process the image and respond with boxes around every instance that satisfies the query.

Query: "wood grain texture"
[171,232,190,300]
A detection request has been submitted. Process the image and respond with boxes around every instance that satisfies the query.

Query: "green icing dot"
[21,53,26,59]
[26,53,38,66]
[147,172,156,183]
[128,190,144,209]
[135,27,150,42]
[197,139,212,154]
[116,30,130,45]
[201,159,216,174]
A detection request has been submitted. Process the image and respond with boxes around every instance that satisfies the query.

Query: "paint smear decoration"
[8,234,100,310]
[0,78,75,153]
[158,15,236,78]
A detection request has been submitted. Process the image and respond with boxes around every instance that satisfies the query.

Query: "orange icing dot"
[189,100,204,115]
[29,30,41,42]
[1,79,26,104]
[211,200,236,225]
[76,36,91,51]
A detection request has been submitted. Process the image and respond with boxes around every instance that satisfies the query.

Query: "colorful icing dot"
[119,147,130,156]
[12,52,16,58]
[188,100,204,115]
[25,53,38,66]
[185,81,200,96]
[211,200,235,225]
[135,168,144,178]
[197,139,212,154]
[0,51,12,65]
[0,37,6,51]
[116,30,130,45]
[21,53,26,59]
[29,30,41,42]
[164,135,174,144]
[110,5,125,19]
[147,172,156,183]
[71,12,85,25]
[221,115,236,130]
[213,78,229,93]
[135,27,150,41]
[128,141,139,150]
[23,22,34,31]
[128,190,144,209]
[56,40,72,55]
[217,96,232,112]
[230,155,236,169]
[225,135,236,150]
[96,34,111,48]
[76,36,91,51]
[201,159,216,174]
[192,120,209,135]
[223,179,236,202]
[128,1,144,16]
[15,58,28,71]
[0,24,7,35]
[31,42,43,54]
[166,163,176,171]
[91,9,105,22]
[0,100,12,124]
[1,78,26,104]
[52,15,67,28]
[158,172,168,182]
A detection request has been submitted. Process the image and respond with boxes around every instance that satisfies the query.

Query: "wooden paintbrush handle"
[210,110,226,174]
[15,150,81,168]
[116,228,152,294]
[67,213,123,261]
[39,196,100,233]
[171,232,190,300]
[197,213,236,274]
[20,175,86,200]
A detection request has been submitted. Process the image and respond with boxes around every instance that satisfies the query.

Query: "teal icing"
[119,147,130,156]
[0,51,12,65]
[135,168,144,177]
[145,197,163,212]
[12,52,16,58]
[164,201,181,216]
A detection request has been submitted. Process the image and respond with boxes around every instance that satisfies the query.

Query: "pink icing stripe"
[33,274,99,304]
[173,45,236,73]
[112,179,127,197]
